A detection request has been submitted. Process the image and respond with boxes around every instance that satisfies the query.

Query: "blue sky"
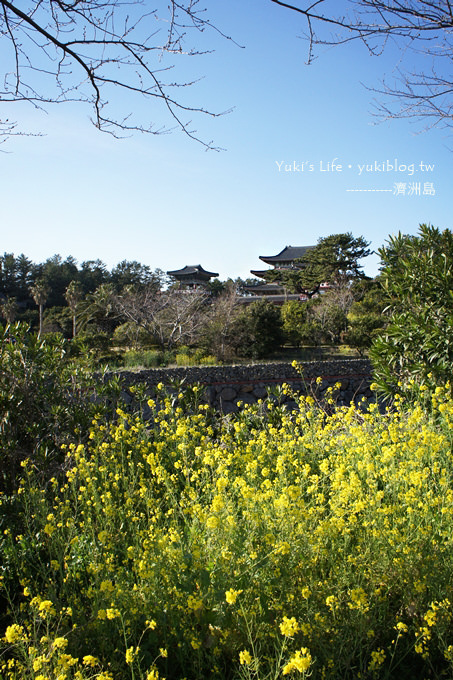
[1,0,451,280]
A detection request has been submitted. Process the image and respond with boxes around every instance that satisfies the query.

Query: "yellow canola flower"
[187,595,203,611]
[280,616,300,637]
[282,648,312,674]
[368,648,386,671]
[206,516,219,529]
[53,637,68,650]
[239,650,252,665]
[38,600,56,617]
[56,654,79,670]
[4,624,27,643]
[100,580,114,593]
[347,587,369,612]
[106,607,120,620]
[33,658,45,672]
[82,655,99,667]
[325,595,338,612]
[225,588,243,605]
[125,647,138,664]
[146,670,160,680]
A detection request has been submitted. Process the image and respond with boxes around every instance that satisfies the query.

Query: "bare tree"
[114,286,210,350]
[201,284,242,360]
[0,0,234,148]
[270,0,453,129]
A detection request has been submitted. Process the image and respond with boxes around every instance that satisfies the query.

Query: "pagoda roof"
[245,282,286,294]
[259,245,313,265]
[167,265,219,278]
[250,269,270,278]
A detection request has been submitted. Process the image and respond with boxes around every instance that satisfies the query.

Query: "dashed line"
[346,189,393,192]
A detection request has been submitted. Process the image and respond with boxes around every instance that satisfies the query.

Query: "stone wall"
[110,358,373,414]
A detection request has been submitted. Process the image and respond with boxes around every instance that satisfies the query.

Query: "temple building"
[250,246,314,277]
[247,245,329,304]
[167,264,219,289]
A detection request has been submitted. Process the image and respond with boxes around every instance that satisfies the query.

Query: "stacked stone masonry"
[110,359,373,415]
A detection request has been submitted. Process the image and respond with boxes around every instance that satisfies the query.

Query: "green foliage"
[280,300,319,346]
[0,297,18,324]
[112,321,154,348]
[68,330,111,355]
[42,306,72,337]
[174,347,219,366]
[79,259,109,294]
[370,225,453,397]
[231,300,284,359]
[175,352,192,366]
[65,280,84,338]
[199,354,217,365]
[205,277,227,297]
[281,300,307,345]
[0,323,122,493]
[302,232,371,290]
[344,279,388,354]
[78,283,118,334]
[110,261,164,291]
[346,315,382,355]
[0,253,34,302]
[281,289,357,347]
[36,255,79,308]
[123,348,164,368]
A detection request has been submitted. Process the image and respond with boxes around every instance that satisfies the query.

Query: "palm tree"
[30,280,49,337]
[65,280,83,338]
[78,283,116,333]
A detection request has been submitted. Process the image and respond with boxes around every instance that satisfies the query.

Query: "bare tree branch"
[113,286,210,350]
[0,0,234,148]
[269,0,453,129]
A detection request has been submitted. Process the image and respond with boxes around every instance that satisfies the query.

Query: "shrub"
[123,349,163,368]
[200,354,217,365]
[175,352,192,366]
[371,225,453,398]
[0,323,122,494]
[112,321,154,348]
[230,300,284,359]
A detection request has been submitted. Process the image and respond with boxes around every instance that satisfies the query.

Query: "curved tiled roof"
[259,245,313,265]
[167,265,219,278]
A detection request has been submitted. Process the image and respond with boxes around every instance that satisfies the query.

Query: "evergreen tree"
[266,233,371,296]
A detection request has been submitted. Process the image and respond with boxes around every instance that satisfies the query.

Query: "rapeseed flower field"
[2,383,453,679]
